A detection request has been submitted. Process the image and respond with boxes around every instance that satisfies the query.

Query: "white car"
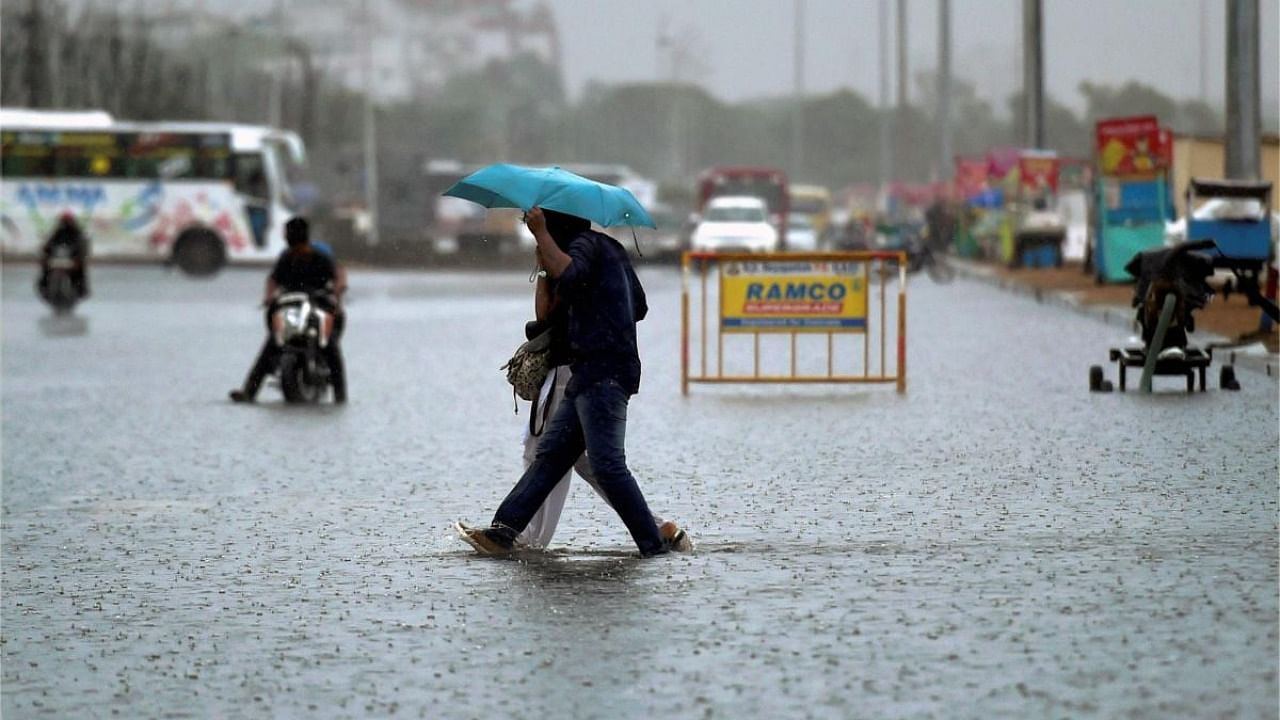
[785,214,820,251]
[691,196,779,253]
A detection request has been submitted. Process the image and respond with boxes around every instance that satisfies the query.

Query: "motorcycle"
[268,291,337,403]
[38,245,83,314]
[882,225,956,284]
[905,231,956,283]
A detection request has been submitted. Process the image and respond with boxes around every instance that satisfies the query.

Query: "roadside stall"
[1056,157,1092,263]
[984,147,1020,264]
[1091,116,1174,283]
[962,188,1004,260]
[1007,150,1065,267]
[952,156,989,258]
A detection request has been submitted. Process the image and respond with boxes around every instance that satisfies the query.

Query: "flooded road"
[3,263,1277,718]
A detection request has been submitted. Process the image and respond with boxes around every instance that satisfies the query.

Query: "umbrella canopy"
[442,164,656,229]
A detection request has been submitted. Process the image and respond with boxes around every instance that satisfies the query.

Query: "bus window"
[194,138,232,180]
[1,132,55,177]
[124,133,189,179]
[52,132,121,177]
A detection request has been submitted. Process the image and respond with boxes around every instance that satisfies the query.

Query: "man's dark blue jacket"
[556,230,647,397]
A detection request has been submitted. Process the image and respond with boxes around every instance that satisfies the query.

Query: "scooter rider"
[229,217,347,403]
[39,212,90,299]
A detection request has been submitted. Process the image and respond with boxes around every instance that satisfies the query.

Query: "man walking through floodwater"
[458,207,675,557]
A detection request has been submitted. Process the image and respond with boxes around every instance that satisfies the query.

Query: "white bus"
[0,108,306,275]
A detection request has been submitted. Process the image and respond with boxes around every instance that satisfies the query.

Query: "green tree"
[796,89,881,186]
[914,72,1012,169]
[1005,91,1090,157]
[1077,80,1222,136]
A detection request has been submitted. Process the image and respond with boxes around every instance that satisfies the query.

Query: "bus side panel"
[1,179,274,262]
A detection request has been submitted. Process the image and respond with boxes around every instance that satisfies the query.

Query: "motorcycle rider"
[229,217,347,403]
[39,212,90,300]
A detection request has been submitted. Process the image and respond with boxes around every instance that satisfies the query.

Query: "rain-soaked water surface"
[3,264,1277,718]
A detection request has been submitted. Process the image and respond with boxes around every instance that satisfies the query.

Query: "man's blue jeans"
[491,377,666,556]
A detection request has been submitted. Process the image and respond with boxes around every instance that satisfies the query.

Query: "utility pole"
[878,0,894,190]
[268,0,286,128]
[896,0,908,108]
[1021,0,1043,149]
[938,0,952,180]
[196,0,216,118]
[791,0,805,180]
[23,0,51,108]
[1224,0,1260,179]
[657,23,682,182]
[361,0,380,245]
[1199,0,1210,103]
[895,0,907,183]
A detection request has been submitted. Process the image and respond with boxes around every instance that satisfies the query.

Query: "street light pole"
[938,0,952,179]
[1199,0,1210,103]
[1021,0,1044,149]
[896,0,907,108]
[1225,0,1260,179]
[878,0,894,190]
[268,0,285,127]
[791,0,805,180]
[361,0,380,245]
[658,25,682,182]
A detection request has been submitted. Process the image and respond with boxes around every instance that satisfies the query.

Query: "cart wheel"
[1089,365,1110,392]
[1219,365,1241,391]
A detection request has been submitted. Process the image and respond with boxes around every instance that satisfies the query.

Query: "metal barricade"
[680,251,907,395]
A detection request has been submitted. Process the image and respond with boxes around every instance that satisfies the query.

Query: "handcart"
[1090,240,1240,393]
[1185,178,1273,294]
[1104,345,1212,392]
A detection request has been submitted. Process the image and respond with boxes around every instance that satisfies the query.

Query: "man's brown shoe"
[455,521,515,556]
[659,520,694,553]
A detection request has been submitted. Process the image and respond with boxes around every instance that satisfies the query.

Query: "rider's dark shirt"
[271,246,335,295]
[44,224,88,259]
[556,230,647,397]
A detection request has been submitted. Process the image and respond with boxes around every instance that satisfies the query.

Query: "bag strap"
[529,366,557,437]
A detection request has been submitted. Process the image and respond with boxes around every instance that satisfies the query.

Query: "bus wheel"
[172,228,226,277]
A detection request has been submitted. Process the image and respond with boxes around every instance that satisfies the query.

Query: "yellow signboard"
[719,259,867,332]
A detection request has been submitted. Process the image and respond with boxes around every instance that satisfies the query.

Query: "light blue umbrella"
[442,164,656,229]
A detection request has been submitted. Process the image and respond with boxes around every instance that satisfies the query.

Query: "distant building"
[1171,134,1279,217]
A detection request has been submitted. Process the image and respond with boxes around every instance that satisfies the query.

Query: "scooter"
[269,291,337,403]
[38,245,83,315]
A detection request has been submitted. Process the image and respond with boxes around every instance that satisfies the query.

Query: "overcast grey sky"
[546,0,1279,120]
[69,0,1279,123]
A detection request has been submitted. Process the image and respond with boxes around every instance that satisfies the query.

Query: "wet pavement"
[3,263,1277,719]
